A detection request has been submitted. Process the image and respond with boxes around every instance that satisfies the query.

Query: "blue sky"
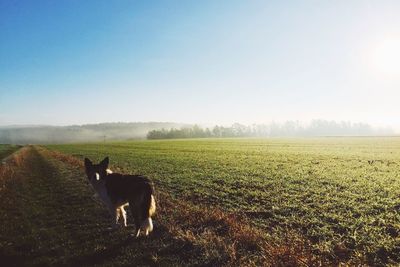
[1,1,400,130]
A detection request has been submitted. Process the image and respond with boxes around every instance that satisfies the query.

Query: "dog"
[84,157,156,237]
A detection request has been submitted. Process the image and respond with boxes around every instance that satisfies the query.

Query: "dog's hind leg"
[140,191,155,236]
[134,213,142,237]
[129,204,142,237]
[141,218,153,236]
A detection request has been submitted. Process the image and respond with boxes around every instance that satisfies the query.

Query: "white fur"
[149,195,156,216]
[106,169,113,174]
[142,218,153,236]
[95,172,100,180]
[117,203,128,226]
[135,218,153,237]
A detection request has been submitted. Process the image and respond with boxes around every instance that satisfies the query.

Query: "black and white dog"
[84,157,156,237]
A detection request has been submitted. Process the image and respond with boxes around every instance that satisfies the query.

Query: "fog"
[0,122,189,144]
[0,120,395,145]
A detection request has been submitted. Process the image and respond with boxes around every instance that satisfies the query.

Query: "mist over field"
[0,122,188,144]
[0,120,395,144]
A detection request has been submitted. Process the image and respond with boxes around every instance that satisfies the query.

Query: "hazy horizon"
[1,1,400,130]
[0,120,396,145]
[0,119,397,133]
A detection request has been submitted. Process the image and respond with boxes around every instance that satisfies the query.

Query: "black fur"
[84,157,155,235]
[105,173,154,230]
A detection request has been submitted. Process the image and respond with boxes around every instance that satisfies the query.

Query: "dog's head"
[84,157,109,183]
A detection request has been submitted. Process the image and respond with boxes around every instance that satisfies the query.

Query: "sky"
[1,0,400,130]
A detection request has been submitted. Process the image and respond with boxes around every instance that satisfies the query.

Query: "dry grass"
[157,190,325,266]
[0,146,30,189]
[46,149,85,168]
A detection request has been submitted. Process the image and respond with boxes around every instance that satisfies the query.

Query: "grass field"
[1,138,400,266]
[0,144,20,160]
[46,137,400,265]
[0,145,313,266]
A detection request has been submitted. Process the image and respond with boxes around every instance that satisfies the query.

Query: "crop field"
[1,138,400,266]
[44,137,400,265]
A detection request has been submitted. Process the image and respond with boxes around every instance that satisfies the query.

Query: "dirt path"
[0,146,315,267]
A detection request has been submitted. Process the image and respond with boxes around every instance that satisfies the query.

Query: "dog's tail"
[141,183,156,235]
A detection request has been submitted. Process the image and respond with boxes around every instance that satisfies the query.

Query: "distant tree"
[212,126,222,137]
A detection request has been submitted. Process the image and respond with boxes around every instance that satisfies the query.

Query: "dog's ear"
[84,158,92,168]
[100,157,109,168]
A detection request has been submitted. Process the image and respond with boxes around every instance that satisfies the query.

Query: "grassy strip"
[0,145,21,161]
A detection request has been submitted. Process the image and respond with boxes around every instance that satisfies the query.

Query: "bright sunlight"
[373,37,400,77]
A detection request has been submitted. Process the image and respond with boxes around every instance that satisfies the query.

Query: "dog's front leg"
[114,207,121,227]
[106,204,119,229]
[120,206,127,227]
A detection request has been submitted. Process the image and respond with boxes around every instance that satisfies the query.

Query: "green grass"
[47,137,400,265]
[0,144,20,160]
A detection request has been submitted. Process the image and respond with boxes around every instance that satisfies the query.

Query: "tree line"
[0,120,394,144]
[147,120,394,139]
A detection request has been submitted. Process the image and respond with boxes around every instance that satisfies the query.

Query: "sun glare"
[373,38,400,77]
